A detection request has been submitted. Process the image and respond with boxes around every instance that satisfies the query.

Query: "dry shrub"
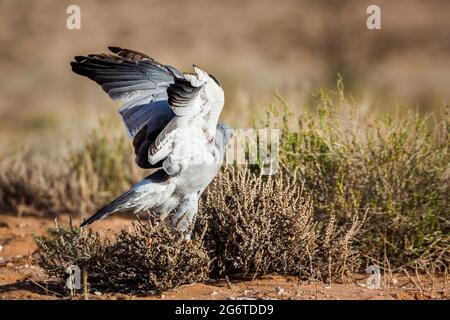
[35,167,363,292]
[105,222,210,291]
[68,119,142,207]
[264,80,449,271]
[201,168,315,277]
[0,154,78,216]
[200,167,363,282]
[35,220,210,293]
[0,118,141,217]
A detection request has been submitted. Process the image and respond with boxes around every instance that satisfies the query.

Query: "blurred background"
[0,0,449,152]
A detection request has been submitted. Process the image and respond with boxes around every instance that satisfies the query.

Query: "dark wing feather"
[70,48,216,171]
[71,54,175,101]
[167,78,202,108]
[108,46,153,61]
[71,48,183,138]
[130,101,174,168]
[71,47,185,169]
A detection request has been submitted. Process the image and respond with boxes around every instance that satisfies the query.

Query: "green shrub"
[261,79,449,270]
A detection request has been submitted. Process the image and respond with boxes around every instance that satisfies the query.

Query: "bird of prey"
[71,47,231,239]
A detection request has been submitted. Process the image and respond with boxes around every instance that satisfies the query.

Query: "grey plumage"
[72,47,230,238]
[80,126,231,230]
[71,48,178,137]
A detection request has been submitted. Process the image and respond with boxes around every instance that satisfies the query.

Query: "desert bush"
[35,220,210,293]
[0,153,78,216]
[199,167,364,282]
[0,118,141,217]
[262,79,449,270]
[69,118,141,199]
[35,167,363,293]
[67,118,143,215]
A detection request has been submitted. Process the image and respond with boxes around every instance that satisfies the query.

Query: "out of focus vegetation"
[1,0,450,149]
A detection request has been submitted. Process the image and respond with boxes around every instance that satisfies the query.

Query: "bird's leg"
[146,210,152,226]
[171,194,198,241]
[144,210,159,246]
[145,210,159,227]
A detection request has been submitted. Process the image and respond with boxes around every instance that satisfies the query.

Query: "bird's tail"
[80,169,174,227]
[80,189,136,227]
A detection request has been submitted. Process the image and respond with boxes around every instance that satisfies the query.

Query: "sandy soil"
[0,214,448,300]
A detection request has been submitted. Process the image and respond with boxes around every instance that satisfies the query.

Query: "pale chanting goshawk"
[71,47,231,239]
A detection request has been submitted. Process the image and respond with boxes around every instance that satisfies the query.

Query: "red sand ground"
[0,214,447,300]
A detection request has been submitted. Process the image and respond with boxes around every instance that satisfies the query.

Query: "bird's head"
[191,65,224,107]
[216,123,233,148]
[215,123,232,165]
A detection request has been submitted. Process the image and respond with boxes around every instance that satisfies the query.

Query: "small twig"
[414,262,425,293]
[402,269,423,296]
[83,268,89,300]
[424,265,435,294]
[314,283,319,300]
[443,267,448,294]
[24,276,63,298]
[225,276,235,293]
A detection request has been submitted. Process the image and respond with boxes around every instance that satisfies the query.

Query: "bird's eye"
[208,73,221,87]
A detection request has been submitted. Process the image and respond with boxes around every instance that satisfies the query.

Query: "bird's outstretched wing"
[71,47,224,172]
[148,65,225,170]
[71,46,182,138]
